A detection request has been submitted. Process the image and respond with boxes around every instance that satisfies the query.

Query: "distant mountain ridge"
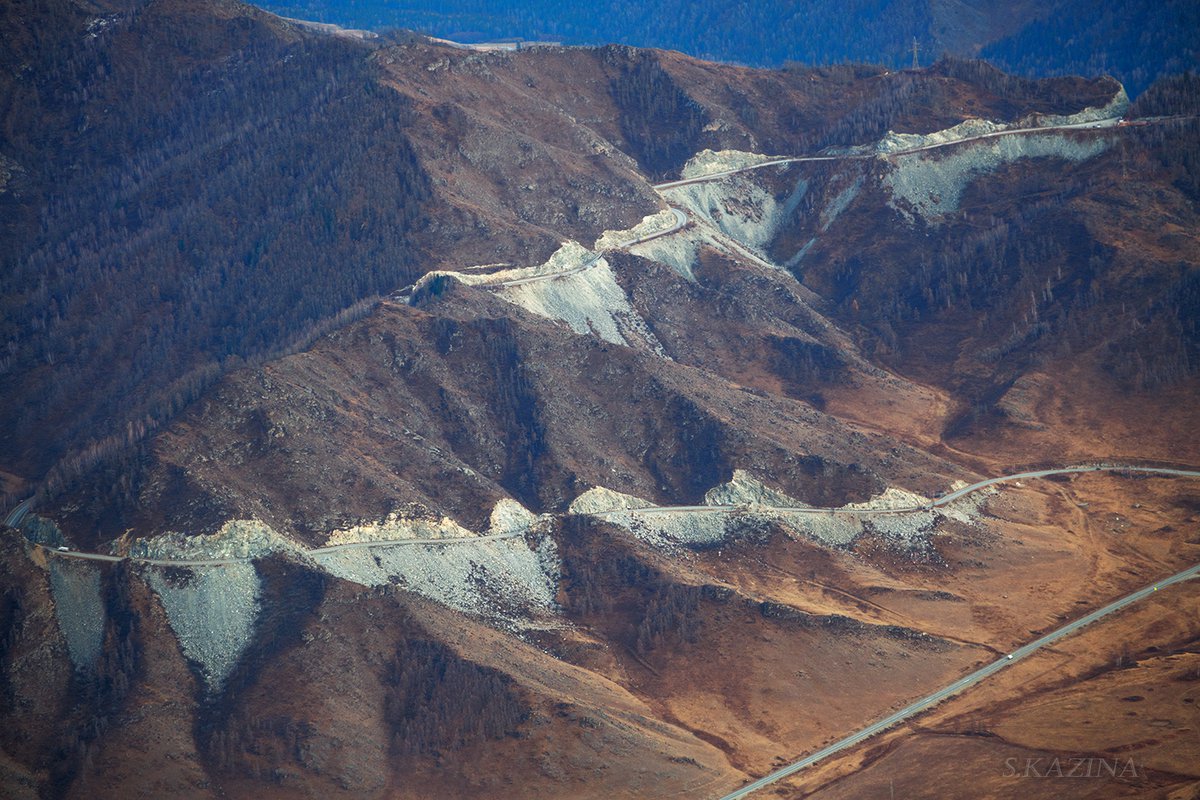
[251,0,1198,95]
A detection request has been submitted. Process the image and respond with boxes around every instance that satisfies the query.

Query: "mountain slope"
[2,1,1200,798]
[0,0,1120,499]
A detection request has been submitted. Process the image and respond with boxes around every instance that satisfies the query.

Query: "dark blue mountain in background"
[252,0,1196,95]
[978,0,1198,96]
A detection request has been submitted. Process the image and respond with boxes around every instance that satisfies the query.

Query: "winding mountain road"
[16,463,1193,569]
[653,116,1134,190]
[6,101,1197,795]
[20,528,528,568]
[590,464,1200,519]
[482,109,1155,291]
[717,558,1200,800]
[412,104,1191,296]
[478,113,1124,290]
[477,206,690,289]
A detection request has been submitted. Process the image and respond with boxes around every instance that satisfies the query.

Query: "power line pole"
[911,37,920,69]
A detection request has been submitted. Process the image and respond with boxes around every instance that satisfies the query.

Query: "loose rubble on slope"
[593,208,679,251]
[1021,86,1130,128]
[875,117,1012,155]
[497,256,667,353]
[875,86,1128,156]
[143,563,261,691]
[661,169,805,254]
[881,133,1112,222]
[679,148,782,179]
[576,470,996,552]
[876,87,1127,223]
[315,498,561,630]
[315,498,535,549]
[314,535,560,631]
[640,164,812,282]
[412,241,668,353]
[132,518,303,561]
[47,558,106,670]
[703,469,807,507]
[129,499,561,646]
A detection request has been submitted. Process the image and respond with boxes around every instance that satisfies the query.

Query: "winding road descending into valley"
[716,558,1200,800]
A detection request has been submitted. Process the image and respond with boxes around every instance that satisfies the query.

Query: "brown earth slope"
[2,0,1199,798]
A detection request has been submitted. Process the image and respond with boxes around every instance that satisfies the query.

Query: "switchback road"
[415,105,1189,293]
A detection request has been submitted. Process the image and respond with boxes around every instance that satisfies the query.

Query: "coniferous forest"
[0,2,432,490]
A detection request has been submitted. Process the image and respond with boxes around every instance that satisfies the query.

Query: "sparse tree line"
[775,58,1117,158]
[767,334,846,389]
[978,0,1199,97]
[256,0,935,71]
[204,637,528,774]
[1103,268,1200,390]
[634,583,703,656]
[479,319,549,507]
[32,564,140,796]
[1131,72,1200,118]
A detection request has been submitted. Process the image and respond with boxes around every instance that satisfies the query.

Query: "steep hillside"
[0,0,1120,501]
[0,0,432,489]
[2,1,1199,799]
[750,107,1200,460]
